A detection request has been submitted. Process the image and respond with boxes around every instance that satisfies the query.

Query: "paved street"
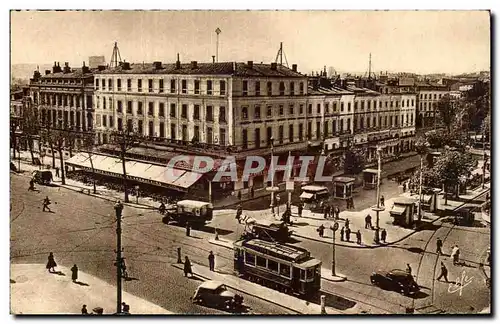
[10,168,491,314]
[10,172,293,315]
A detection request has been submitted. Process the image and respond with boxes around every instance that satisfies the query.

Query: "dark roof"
[41,68,95,79]
[96,62,305,78]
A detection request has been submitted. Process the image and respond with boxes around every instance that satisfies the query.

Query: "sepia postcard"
[9,10,491,315]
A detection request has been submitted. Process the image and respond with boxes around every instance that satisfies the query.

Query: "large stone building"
[29,61,95,148]
[414,81,449,129]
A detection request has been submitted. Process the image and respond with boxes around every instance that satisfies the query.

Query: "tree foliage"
[433,149,475,202]
[436,94,458,133]
[341,146,366,175]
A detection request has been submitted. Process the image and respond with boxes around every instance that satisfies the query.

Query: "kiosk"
[363,169,379,189]
[390,197,416,228]
[333,177,355,200]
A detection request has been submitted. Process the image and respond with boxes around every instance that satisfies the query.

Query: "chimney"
[191,61,198,69]
[212,55,215,63]
[247,61,253,69]
[271,62,277,70]
[292,64,297,72]
[45,70,51,75]
[122,62,130,70]
[52,61,58,73]
[98,65,106,71]
[154,61,162,70]
[63,62,71,73]
[176,53,181,69]
[82,61,90,74]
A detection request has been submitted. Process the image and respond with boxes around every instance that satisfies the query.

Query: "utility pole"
[215,28,221,63]
[114,201,124,314]
[371,146,384,239]
[330,222,339,276]
[270,137,275,212]
[287,151,292,207]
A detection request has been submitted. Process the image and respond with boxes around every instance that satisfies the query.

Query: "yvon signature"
[447,270,474,296]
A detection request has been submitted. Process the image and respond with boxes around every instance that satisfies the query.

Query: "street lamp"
[416,140,430,223]
[371,146,384,231]
[113,200,124,314]
[329,222,339,276]
[270,137,275,211]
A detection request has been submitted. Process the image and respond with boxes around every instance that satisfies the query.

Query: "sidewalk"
[10,263,172,315]
[171,262,354,314]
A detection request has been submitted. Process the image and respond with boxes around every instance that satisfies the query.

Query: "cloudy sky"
[10,10,490,75]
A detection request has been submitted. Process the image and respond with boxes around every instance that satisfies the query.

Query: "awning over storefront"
[300,192,314,199]
[390,206,406,215]
[65,152,203,191]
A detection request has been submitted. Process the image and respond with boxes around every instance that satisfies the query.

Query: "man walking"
[208,251,215,272]
[28,178,35,191]
[323,205,329,219]
[436,238,443,255]
[340,226,345,241]
[71,264,79,283]
[365,214,372,229]
[381,228,387,243]
[356,230,362,245]
[436,262,449,282]
[406,263,412,275]
[380,195,385,207]
[298,202,303,218]
[451,245,460,265]
[334,206,340,220]
[317,224,325,238]
[345,227,351,242]
[55,166,60,178]
[345,218,350,229]
[42,196,52,212]
[185,221,191,237]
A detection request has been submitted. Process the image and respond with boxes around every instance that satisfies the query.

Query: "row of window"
[420,102,438,109]
[354,99,415,110]
[241,80,306,96]
[244,252,292,278]
[37,93,93,109]
[38,78,85,85]
[107,119,228,146]
[95,78,226,96]
[98,99,227,122]
[420,93,445,100]
[353,114,414,130]
[40,109,93,129]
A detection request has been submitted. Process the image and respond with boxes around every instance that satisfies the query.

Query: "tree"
[82,132,98,194]
[436,94,458,133]
[41,125,57,169]
[111,128,143,203]
[20,100,40,164]
[433,149,475,205]
[53,129,66,185]
[341,146,366,175]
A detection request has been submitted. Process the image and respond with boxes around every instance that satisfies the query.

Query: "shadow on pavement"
[306,292,356,311]
[411,291,430,299]
[124,277,140,282]
[406,247,425,254]
[74,281,89,286]
[290,222,309,227]
[51,271,65,276]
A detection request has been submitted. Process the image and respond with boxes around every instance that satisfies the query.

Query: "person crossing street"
[436,261,449,282]
[208,251,215,272]
[436,238,443,255]
[42,196,52,212]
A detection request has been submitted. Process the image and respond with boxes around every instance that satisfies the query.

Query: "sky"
[10,10,490,75]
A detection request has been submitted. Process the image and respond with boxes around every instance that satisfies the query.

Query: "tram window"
[280,264,290,277]
[307,268,315,279]
[300,269,306,280]
[245,252,255,266]
[256,256,267,268]
[268,260,278,273]
[200,206,206,216]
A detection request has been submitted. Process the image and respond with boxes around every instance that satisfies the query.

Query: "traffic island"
[321,270,348,282]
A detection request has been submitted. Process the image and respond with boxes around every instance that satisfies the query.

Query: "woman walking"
[46,252,57,273]
[71,264,79,282]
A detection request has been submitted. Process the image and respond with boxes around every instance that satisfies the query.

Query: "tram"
[233,238,321,297]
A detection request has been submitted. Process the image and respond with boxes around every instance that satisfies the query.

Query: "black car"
[370,269,420,295]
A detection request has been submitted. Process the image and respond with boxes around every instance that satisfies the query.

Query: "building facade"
[414,82,449,129]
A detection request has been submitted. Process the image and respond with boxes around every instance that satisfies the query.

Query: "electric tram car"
[233,238,322,297]
[242,219,292,243]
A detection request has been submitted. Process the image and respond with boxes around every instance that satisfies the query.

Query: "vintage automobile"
[299,185,330,212]
[162,200,213,227]
[191,281,243,310]
[370,269,420,296]
[32,170,53,185]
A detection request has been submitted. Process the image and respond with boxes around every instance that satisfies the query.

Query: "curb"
[170,263,303,315]
[322,274,348,283]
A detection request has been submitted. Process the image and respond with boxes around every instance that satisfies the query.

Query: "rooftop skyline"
[11,10,490,75]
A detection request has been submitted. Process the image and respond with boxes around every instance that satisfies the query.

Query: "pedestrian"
[365,214,372,229]
[237,190,242,201]
[121,302,130,314]
[323,205,328,219]
[436,261,449,282]
[380,195,385,207]
[381,228,387,243]
[436,238,443,255]
[345,227,351,242]
[298,202,303,217]
[81,304,88,315]
[28,178,35,191]
[402,182,407,193]
[159,201,166,215]
[55,167,60,178]
[71,264,78,282]
[350,197,355,209]
[406,263,412,275]
[345,218,350,229]
[317,224,325,237]
[250,186,255,198]
[184,256,193,277]
[208,251,215,271]
[335,206,340,220]
[346,198,350,209]
[46,252,57,273]
[185,221,191,237]
[340,227,345,241]
[356,230,362,245]
[451,245,460,265]
[42,196,52,212]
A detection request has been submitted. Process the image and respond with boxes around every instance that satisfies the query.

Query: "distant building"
[89,56,106,69]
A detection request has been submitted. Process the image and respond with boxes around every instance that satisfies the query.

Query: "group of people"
[322,204,341,220]
[434,240,462,283]
[46,252,80,283]
[183,251,216,278]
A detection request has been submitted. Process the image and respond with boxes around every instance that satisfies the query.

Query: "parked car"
[370,269,420,295]
[32,170,53,185]
[191,281,243,310]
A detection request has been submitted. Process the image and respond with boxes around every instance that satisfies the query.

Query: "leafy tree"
[111,126,143,203]
[341,146,366,175]
[40,125,57,169]
[433,149,475,205]
[53,129,67,185]
[436,94,458,133]
[81,132,97,194]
